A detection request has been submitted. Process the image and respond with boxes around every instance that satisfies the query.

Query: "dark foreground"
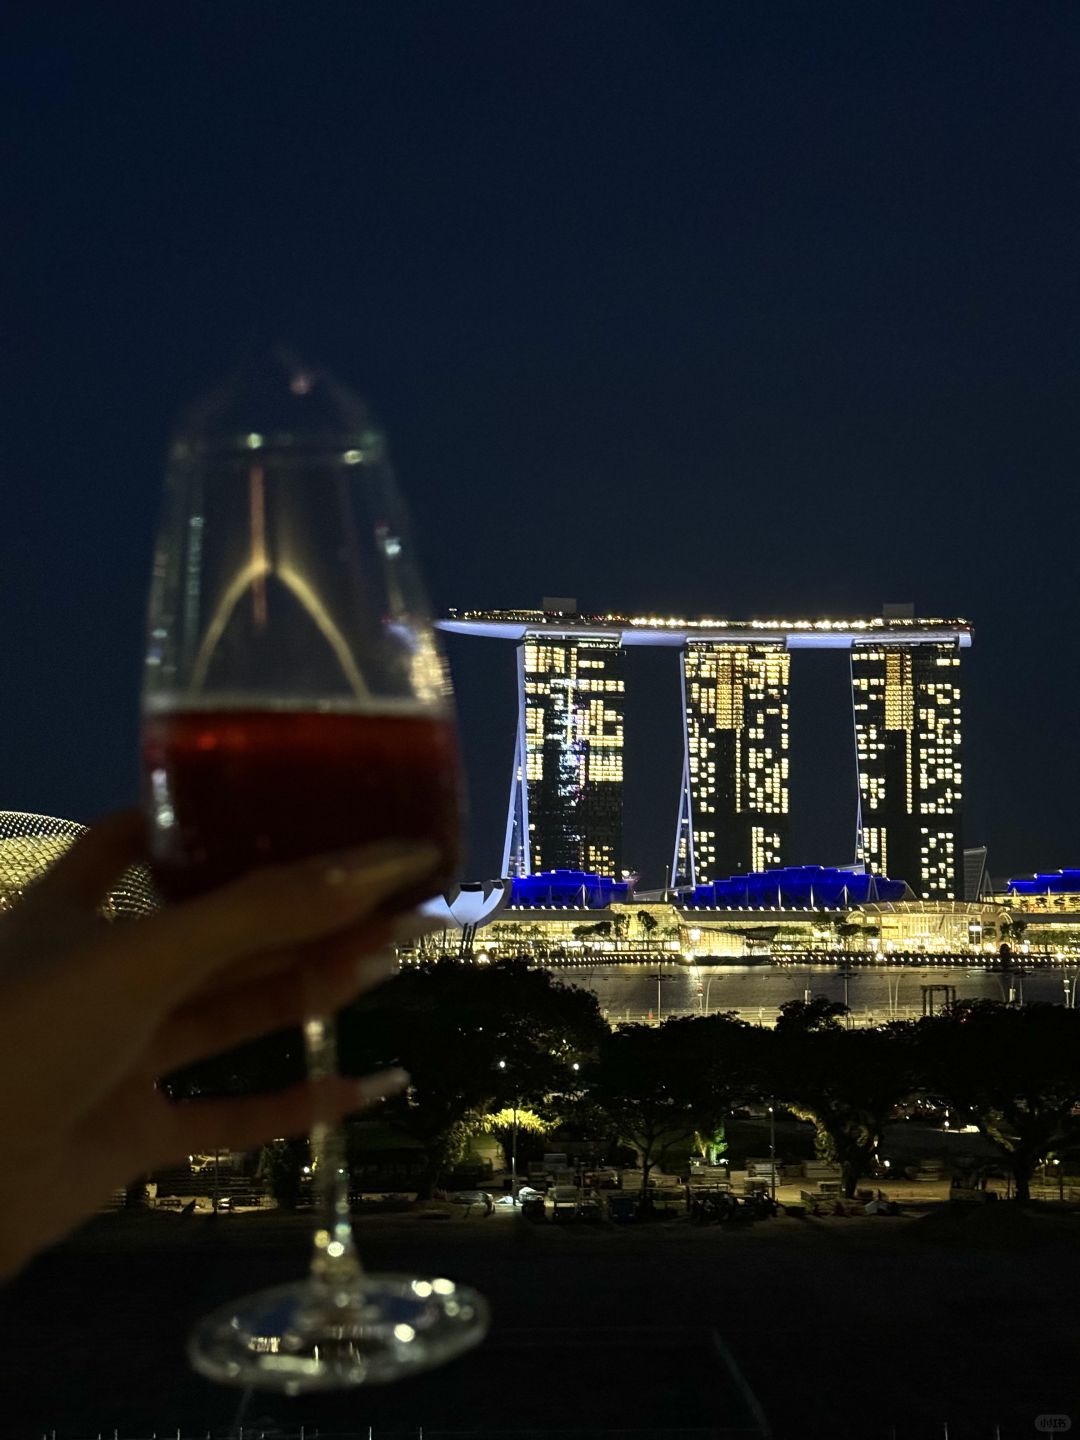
[3,1203,1080,1440]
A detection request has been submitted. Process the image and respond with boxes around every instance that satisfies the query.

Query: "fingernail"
[324,841,440,888]
[356,1067,410,1104]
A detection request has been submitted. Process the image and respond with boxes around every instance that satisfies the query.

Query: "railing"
[37,1422,1049,1439]
[42,1431,728,1440]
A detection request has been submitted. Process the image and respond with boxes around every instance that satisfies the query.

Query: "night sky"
[3,3,1079,887]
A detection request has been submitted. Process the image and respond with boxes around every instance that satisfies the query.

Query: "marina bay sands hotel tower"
[439,602,971,901]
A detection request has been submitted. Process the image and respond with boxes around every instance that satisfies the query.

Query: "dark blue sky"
[3,3,1079,885]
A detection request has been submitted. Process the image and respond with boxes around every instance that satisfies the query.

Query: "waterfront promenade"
[542,958,1079,1029]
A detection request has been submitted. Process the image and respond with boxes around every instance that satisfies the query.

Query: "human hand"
[0,812,436,1279]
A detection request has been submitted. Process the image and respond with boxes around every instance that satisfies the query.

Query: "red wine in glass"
[143,705,463,900]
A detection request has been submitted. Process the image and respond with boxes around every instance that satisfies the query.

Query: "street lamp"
[498,1059,519,1207]
[654,956,672,1022]
[702,973,715,1016]
[887,971,903,1018]
[837,964,855,1026]
[767,1105,776,1205]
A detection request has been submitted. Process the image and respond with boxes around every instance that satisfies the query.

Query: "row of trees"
[523,910,675,947]
[168,960,1080,1205]
[343,963,1080,1203]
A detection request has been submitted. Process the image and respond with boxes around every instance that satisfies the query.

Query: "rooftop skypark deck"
[439,608,974,649]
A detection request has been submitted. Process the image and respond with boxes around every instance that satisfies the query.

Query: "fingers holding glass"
[149,943,402,1077]
[147,1068,411,1162]
[136,841,441,996]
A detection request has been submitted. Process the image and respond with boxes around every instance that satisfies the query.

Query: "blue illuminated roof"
[509,870,635,909]
[1007,870,1080,895]
[681,865,908,909]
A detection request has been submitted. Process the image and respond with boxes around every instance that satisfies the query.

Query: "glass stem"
[303,1012,363,1289]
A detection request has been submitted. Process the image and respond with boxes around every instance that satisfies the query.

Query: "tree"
[256,1138,309,1210]
[1000,918,1028,945]
[480,1106,552,1138]
[588,1024,700,1208]
[833,918,880,945]
[339,959,605,1199]
[521,922,548,959]
[772,1025,914,1197]
[588,1015,751,1209]
[775,997,848,1034]
[637,910,659,939]
[914,1001,1080,1202]
[693,1120,727,1165]
[571,920,611,940]
[480,1106,553,1169]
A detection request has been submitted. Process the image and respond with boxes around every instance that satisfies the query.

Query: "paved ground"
[2,1203,1080,1438]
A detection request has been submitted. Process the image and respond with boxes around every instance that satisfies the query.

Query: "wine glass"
[141,349,488,1391]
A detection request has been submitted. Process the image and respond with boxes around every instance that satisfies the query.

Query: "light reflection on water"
[562,962,1074,1022]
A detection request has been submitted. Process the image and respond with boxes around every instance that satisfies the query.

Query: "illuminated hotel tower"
[438,608,971,890]
[502,628,625,876]
[851,641,964,899]
[671,643,790,886]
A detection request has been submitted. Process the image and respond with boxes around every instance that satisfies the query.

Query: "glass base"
[188,1273,490,1393]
